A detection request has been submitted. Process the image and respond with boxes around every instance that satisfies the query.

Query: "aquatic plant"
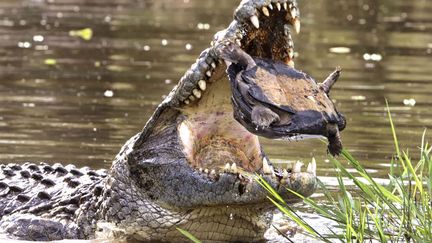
[257,106,432,242]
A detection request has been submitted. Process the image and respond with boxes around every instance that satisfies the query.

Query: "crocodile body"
[0,163,107,240]
[0,0,346,242]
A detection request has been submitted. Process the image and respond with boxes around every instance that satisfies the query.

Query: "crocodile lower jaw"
[175,1,316,182]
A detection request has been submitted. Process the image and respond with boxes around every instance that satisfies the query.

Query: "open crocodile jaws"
[0,0,346,242]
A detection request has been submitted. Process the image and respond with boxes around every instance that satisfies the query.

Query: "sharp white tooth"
[204,168,209,174]
[276,2,281,11]
[283,2,288,10]
[210,169,216,176]
[211,62,216,69]
[184,99,190,105]
[288,48,294,59]
[262,7,270,17]
[231,163,238,173]
[206,70,212,77]
[199,168,203,173]
[290,7,298,18]
[236,39,242,46]
[198,80,206,91]
[224,163,230,172]
[288,39,294,47]
[192,89,202,99]
[268,4,273,10]
[262,157,272,174]
[288,60,295,67]
[293,161,303,173]
[311,157,317,176]
[306,163,312,173]
[250,15,260,29]
[282,169,288,179]
[293,18,300,34]
[189,95,195,101]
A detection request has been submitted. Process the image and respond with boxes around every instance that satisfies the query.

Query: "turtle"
[216,43,346,156]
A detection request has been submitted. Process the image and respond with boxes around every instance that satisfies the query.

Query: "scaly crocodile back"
[0,162,108,240]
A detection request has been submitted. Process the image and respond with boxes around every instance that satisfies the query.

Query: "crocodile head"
[104,0,345,241]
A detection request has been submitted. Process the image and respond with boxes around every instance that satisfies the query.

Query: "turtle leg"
[215,42,256,70]
[251,104,280,129]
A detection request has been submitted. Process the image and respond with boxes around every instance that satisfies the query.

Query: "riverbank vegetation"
[258,107,432,242]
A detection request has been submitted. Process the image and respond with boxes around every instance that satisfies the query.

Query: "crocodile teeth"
[206,70,212,78]
[210,169,216,177]
[211,62,216,69]
[262,7,270,17]
[250,15,260,29]
[307,158,317,176]
[293,161,303,173]
[290,7,298,18]
[192,89,202,99]
[293,18,301,34]
[288,48,294,59]
[262,157,272,174]
[288,60,295,67]
[236,39,242,46]
[288,39,294,48]
[283,2,288,10]
[268,4,273,10]
[198,80,206,91]
[189,95,196,101]
[231,163,238,173]
[184,99,190,105]
[282,169,288,179]
[276,2,281,11]
[204,168,209,174]
[224,163,230,172]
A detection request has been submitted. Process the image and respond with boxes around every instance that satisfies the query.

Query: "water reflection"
[0,0,430,180]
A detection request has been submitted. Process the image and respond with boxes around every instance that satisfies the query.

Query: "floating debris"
[185,43,193,50]
[363,53,382,62]
[18,41,31,48]
[104,90,114,97]
[351,95,366,101]
[329,47,351,54]
[33,35,44,42]
[197,23,210,30]
[403,98,416,106]
[44,59,57,65]
[69,28,93,41]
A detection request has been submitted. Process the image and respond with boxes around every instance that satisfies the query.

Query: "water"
[0,0,431,197]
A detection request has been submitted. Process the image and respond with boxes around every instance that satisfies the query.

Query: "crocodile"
[0,0,346,242]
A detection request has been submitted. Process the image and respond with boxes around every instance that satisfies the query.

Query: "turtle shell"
[227,57,345,147]
[240,58,338,116]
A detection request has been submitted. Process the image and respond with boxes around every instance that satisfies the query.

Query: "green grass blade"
[176,228,202,243]
[386,100,403,169]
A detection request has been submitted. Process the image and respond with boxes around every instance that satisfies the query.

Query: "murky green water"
[0,0,431,181]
